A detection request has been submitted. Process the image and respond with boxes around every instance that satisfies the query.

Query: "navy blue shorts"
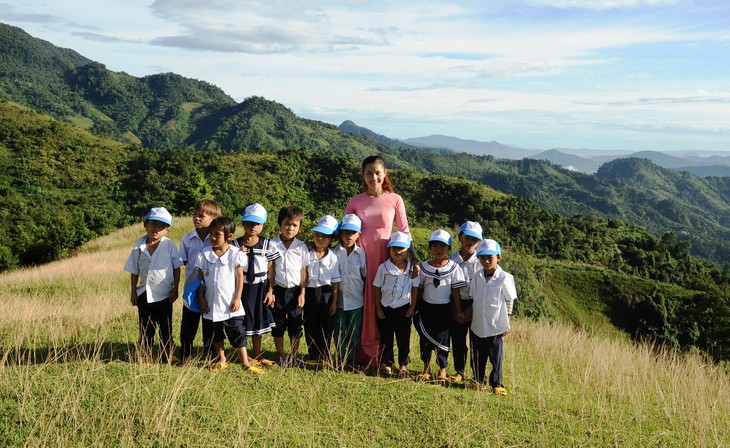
[205,317,247,349]
[271,285,304,338]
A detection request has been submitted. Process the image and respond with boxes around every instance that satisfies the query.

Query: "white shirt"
[179,230,211,306]
[418,260,466,305]
[124,235,183,303]
[469,265,517,338]
[333,244,367,310]
[450,250,480,302]
[195,247,246,322]
[271,237,310,288]
[306,249,341,288]
[373,260,421,309]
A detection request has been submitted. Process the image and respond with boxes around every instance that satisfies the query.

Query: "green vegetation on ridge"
[1,98,729,363]
[2,22,729,265]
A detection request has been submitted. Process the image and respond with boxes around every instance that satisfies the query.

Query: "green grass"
[1,220,728,447]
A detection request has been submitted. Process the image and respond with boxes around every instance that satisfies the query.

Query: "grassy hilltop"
[0,222,728,447]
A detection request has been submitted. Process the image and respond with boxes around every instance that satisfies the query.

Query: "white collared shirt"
[373,259,421,309]
[450,250,480,301]
[271,237,310,288]
[179,230,211,302]
[418,260,466,305]
[306,249,341,288]
[195,247,246,322]
[469,265,517,338]
[333,243,367,310]
[124,235,183,303]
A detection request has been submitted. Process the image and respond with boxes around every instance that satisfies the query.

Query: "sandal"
[398,367,411,378]
[416,372,431,382]
[258,358,277,367]
[449,372,464,382]
[493,386,507,396]
[379,364,393,375]
[244,365,265,375]
[209,362,228,372]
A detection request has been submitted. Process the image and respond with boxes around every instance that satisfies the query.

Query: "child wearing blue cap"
[374,231,420,376]
[234,203,281,367]
[449,221,483,382]
[332,214,367,367]
[414,229,466,382]
[467,239,517,395]
[304,215,341,365]
[123,207,183,364]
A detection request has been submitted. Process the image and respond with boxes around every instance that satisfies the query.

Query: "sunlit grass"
[0,221,728,447]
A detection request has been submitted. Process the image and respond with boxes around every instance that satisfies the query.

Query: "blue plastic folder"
[182,277,203,313]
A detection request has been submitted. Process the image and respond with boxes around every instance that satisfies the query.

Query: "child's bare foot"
[398,366,410,378]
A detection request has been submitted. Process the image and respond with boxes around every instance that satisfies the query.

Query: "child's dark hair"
[278,205,304,226]
[429,240,451,249]
[210,217,235,238]
[194,198,221,218]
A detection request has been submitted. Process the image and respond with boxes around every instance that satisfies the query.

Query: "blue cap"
[145,207,172,226]
[477,239,501,256]
[312,215,338,236]
[460,221,483,240]
[429,229,452,247]
[242,203,267,224]
[339,214,362,233]
[387,231,411,248]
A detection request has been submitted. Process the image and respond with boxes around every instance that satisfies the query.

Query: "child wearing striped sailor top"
[233,203,281,367]
[414,229,466,382]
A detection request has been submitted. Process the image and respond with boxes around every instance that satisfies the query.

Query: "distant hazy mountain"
[403,134,540,159]
[531,149,601,173]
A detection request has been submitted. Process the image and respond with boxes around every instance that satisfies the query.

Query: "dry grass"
[0,220,728,447]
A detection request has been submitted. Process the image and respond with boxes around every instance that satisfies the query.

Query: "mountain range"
[397,133,730,175]
[1,21,729,265]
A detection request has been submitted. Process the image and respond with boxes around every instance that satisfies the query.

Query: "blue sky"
[2,0,730,152]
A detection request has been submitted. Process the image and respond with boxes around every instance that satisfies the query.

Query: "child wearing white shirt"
[332,214,367,366]
[123,207,183,364]
[194,217,264,374]
[270,205,309,367]
[374,231,420,377]
[304,215,341,365]
[468,239,517,395]
[178,198,221,362]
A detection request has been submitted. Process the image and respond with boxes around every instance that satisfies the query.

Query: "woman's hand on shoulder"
[409,263,420,279]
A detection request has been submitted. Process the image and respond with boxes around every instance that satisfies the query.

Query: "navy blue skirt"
[242,281,274,336]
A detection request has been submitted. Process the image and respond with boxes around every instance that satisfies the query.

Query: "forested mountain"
[1,22,729,266]
[2,98,729,362]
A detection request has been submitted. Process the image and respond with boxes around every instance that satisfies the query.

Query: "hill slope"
[0,224,728,446]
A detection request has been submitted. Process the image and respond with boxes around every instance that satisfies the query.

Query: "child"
[449,221,483,382]
[468,239,517,395]
[123,207,183,363]
[270,205,309,367]
[414,229,466,381]
[195,217,264,374]
[374,231,420,377]
[332,214,367,367]
[178,198,221,362]
[234,203,280,367]
[304,215,341,365]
